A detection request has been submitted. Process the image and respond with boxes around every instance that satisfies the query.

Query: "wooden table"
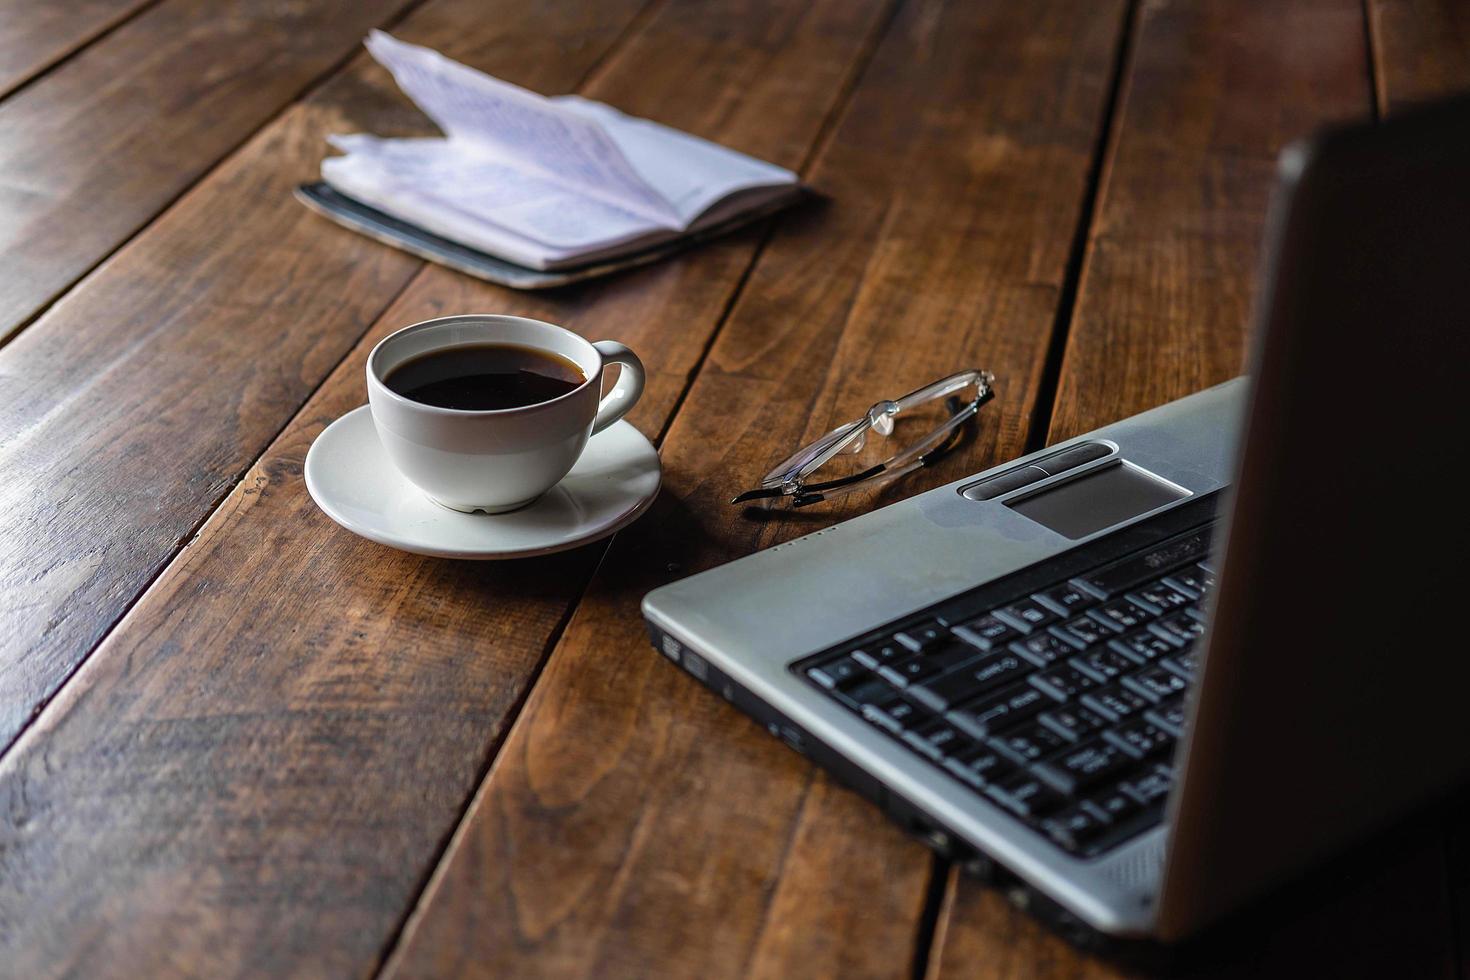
[1,0,1466,976]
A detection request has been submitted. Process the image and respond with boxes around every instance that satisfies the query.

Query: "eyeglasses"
[731,369,996,508]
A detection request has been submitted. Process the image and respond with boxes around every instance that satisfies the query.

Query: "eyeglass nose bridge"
[863,399,901,442]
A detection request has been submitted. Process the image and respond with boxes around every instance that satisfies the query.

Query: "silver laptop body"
[642,97,1470,943]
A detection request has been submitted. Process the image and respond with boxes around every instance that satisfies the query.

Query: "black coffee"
[384,343,586,411]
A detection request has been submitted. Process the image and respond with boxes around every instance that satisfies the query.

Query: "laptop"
[640,95,1470,945]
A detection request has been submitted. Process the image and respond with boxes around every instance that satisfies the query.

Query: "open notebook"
[306,32,803,284]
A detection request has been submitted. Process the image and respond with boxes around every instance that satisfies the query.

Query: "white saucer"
[304,406,660,559]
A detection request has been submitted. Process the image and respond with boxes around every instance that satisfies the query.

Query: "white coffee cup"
[366,314,645,513]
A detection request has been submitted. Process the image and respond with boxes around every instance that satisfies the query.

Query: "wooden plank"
[0,0,892,975]
[1044,0,1368,445]
[930,1,1458,975]
[741,777,937,979]
[1367,0,1470,114]
[0,0,651,756]
[384,0,1129,976]
[0,0,154,98]
[0,0,419,343]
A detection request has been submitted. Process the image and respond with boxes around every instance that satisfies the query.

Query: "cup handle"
[590,341,645,436]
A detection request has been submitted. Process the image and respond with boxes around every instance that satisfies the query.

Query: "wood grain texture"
[930,1,1458,976]
[1044,0,1369,445]
[0,0,652,759]
[385,0,1129,976]
[742,777,937,980]
[1367,0,1470,114]
[0,0,154,97]
[0,0,417,342]
[0,0,892,975]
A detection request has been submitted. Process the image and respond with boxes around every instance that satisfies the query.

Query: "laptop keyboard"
[797,524,1215,858]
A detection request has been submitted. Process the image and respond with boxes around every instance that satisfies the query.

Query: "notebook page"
[555,96,799,225]
[364,32,681,228]
[323,136,662,256]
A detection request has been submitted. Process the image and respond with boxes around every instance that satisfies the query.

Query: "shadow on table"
[1027,784,1470,977]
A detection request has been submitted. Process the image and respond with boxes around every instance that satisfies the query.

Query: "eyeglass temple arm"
[731,419,867,502]
[893,369,993,412]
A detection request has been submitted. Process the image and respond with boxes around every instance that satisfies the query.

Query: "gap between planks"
[0,0,165,102]
[910,855,953,980]
[0,0,431,354]
[0,0,444,757]
[908,1,1140,972]
[0,260,425,767]
[1022,0,1140,456]
[1360,0,1384,120]
[364,534,618,977]
[354,2,675,973]
[370,3,908,974]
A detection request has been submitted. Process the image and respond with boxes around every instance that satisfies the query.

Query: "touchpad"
[1007,461,1187,539]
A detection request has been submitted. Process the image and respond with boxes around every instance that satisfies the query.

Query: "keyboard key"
[989,721,1069,764]
[947,683,1049,738]
[1071,528,1212,599]
[995,598,1056,633]
[878,643,977,687]
[807,656,864,689]
[1041,804,1109,853]
[1033,739,1135,795]
[1109,629,1176,663]
[1121,766,1175,806]
[1083,788,1141,824]
[862,697,934,735]
[1158,570,1205,602]
[895,623,949,652]
[851,642,906,670]
[835,675,901,710]
[1131,581,1195,612]
[1125,665,1189,701]
[1039,441,1113,473]
[1161,652,1198,681]
[1033,583,1096,617]
[1051,617,1113,649]
[1145,695,1189,734]
[1011,632,1076,667]
[1030,664,1100,701]
[902,718,972,761]
[1088,597,1154,632]
[909,652,1029,711]
[800,521,1220,861]
[943,746,1015,789]
[989,774,1066,820]
[953,615,1019,650]
[1072,648,1135,683]
[1082,684,1151,720]
[1150,611,1206,646]
[1038,706,1110,742]
[1105,718,1176,759]
[878,658,939,687]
